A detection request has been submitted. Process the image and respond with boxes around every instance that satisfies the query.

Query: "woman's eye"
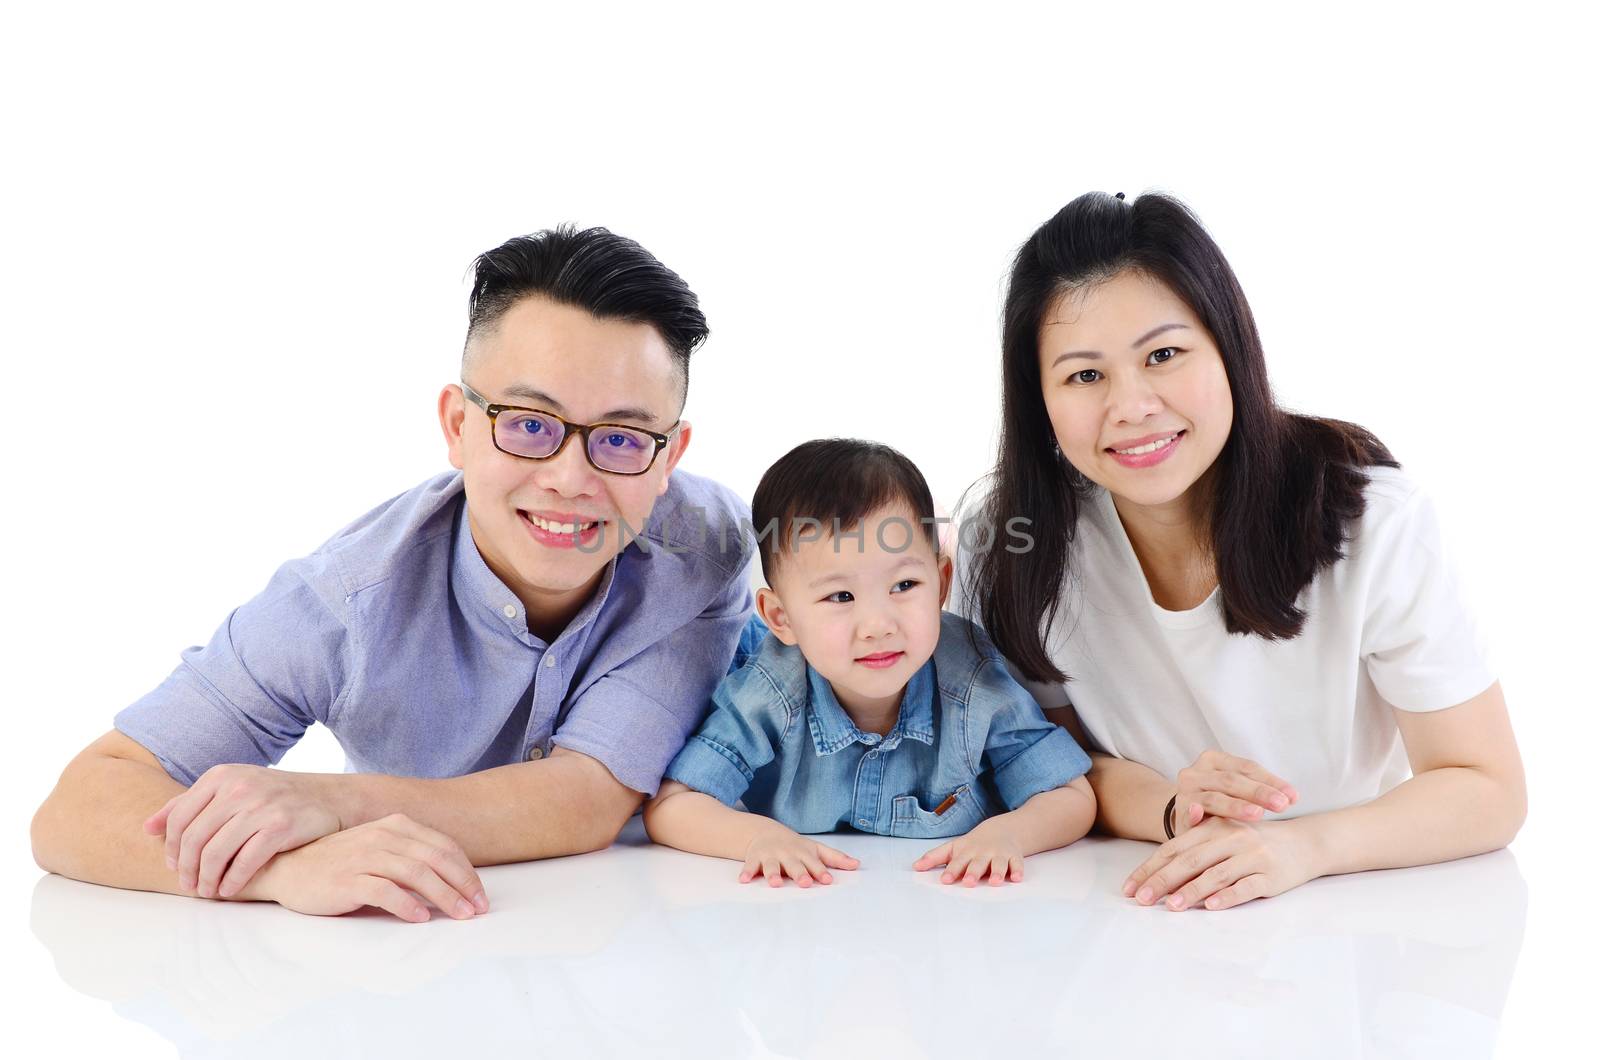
[824,591,854,604]
[890,579,919,593]
[1147,347,1179,366]
[1069,368,1102,385]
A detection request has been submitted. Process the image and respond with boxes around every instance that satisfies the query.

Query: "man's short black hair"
[464,226,708,399]
[752,438,940,583]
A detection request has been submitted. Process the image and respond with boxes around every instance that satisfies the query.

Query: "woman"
[959,190,1524,911]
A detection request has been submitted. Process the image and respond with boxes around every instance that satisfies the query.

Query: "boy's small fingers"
[1009,857,1024,882]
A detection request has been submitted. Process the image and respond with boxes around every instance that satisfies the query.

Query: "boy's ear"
[936,553,954,608]
[756,587,798,646]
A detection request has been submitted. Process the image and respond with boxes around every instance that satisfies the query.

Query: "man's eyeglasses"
[461,383,679,476]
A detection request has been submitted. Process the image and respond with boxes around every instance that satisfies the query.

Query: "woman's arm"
[1302,680,1525,874]
[1126,682,1524,910]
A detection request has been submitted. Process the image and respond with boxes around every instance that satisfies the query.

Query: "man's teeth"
[527,514,598,534]
[1114,434,1179,456]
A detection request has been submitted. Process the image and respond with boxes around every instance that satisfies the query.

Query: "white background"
[3,1,1594,1055]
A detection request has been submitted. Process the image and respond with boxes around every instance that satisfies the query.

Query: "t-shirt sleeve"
[551,568,755,797]
[971,659,1092,810]
[662,656,789,807]
[1360,486,1496,713]
[113,561,349,785]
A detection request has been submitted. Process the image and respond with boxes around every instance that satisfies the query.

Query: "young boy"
[644,439,1096,887]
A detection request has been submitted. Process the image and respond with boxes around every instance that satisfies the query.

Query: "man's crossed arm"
[31,729,643,922]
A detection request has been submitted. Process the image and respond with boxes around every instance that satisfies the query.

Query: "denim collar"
[805,658,936,755]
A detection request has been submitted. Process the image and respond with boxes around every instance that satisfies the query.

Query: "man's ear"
[655,421,693,497]
[936,552,954,608]
[756,586,797,646]
[438,384,467,470]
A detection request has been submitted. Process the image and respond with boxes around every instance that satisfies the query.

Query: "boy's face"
[439,296,691,631]
[758,502,953,721]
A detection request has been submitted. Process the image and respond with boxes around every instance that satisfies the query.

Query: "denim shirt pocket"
[890,783,982,838]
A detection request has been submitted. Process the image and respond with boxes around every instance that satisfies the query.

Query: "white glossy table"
[29,820,1525,1059]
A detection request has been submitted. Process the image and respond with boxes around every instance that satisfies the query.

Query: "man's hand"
[145,764,343,898]
[913,817,1029,886]
[241,813,490,922]
[739,823,858,888]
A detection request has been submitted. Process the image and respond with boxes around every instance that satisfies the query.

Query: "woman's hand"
[740,824,858,888]
[913,817,1028,886]
[1170,750,1299,836]
[1123,816,1322,910]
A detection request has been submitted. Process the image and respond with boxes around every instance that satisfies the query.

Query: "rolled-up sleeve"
[113,560,349,785]
[663,658,788,806]
[552,569,755,796]
[972,660,1092,810]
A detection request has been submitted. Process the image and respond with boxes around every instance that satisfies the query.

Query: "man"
[31,227,753,922]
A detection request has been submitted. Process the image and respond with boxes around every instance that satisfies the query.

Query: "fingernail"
[455,899,475,919]
[1269,794,1288,811]
[472,892,489,914]
[1137,886,1153,904]
[1121,880,1135,897]
[1168,895,1186,910]
[1205,897,1220,909]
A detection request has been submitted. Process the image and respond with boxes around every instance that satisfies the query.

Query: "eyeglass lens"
[493,410,658,474]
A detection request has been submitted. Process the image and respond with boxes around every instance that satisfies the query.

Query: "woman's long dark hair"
[967,191,1397,684]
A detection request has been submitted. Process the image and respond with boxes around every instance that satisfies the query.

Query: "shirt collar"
[452,498,618,646]
[805,657,936,755]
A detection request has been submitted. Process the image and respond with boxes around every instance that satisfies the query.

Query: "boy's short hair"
[751,438,939,583]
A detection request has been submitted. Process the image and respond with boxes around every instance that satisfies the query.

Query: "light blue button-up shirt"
[115,469,754,795]
[663,612,1090,838]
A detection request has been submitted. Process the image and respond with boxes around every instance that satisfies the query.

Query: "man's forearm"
[315,751,642,865]
[31,736,189,894]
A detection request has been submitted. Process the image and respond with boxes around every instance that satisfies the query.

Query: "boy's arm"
[984,775,1097,854]
[643,780,785,860]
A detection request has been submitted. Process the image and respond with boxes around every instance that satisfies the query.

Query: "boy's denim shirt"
[664,611,1091,838]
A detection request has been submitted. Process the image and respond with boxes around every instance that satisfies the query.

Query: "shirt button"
[527,746,545,761]
[544,654,557,668]
[857,818,869,827]
[502,604,517,619]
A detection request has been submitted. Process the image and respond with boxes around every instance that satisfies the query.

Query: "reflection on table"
[31,820,1526,1059]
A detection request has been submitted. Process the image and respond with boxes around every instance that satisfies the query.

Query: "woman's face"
[1037,269,1234,512]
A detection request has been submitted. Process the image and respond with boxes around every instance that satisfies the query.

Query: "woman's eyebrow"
[1048,323,1190,369]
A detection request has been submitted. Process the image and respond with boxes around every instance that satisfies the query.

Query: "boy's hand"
[740,823,859,888]
[914,817,1027,886]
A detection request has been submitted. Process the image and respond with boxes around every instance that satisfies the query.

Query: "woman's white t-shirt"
[957,466,1495,819]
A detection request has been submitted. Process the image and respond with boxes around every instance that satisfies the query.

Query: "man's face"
[440,295,691,630]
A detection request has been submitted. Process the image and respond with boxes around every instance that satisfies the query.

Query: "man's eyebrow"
[1047,323,1190,369]
[499,384,659,425]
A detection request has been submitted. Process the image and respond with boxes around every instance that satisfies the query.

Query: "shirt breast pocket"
[890,783,982,839]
